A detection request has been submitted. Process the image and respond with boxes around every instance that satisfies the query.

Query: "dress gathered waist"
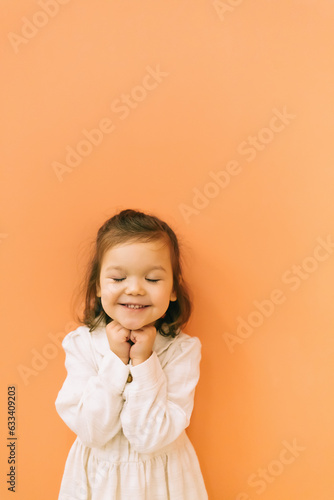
[75,430,188,464]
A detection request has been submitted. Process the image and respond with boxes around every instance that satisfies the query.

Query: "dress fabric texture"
[55,324,208,500]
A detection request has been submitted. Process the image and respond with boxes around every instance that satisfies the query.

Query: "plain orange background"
[1,1,334,499]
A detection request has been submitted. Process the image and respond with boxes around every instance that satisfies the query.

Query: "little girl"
[55,208,208,500]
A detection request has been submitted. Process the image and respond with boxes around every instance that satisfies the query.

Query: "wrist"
[131,352,152,366]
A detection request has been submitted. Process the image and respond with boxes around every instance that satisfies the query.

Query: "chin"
[118,318,146,330]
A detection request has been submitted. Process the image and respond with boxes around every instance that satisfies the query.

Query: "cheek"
[154,287,172,305]
[100,284,119,299]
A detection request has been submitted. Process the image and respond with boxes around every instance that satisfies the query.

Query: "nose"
[125,277,145,295]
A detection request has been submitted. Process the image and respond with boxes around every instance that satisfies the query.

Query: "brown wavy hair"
[75,209,192,337]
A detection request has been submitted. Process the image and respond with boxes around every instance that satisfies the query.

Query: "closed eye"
[111,278,160,283]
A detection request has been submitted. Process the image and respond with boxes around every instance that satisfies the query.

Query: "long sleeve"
[55,328,130,448]
[120,335,201,454]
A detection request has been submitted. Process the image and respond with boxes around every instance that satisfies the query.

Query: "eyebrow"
[105,265,167,272]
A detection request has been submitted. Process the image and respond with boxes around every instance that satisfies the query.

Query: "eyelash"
[111,278,160,283]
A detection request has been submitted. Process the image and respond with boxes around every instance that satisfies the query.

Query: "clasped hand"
[106,320,157,366]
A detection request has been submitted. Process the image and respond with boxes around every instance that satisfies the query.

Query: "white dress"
[55,324,208,500]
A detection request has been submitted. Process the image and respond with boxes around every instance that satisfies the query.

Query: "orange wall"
[1,1,334,499]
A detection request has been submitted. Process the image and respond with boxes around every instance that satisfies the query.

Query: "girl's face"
[96,239,177,331]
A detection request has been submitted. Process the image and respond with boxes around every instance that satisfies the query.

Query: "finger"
[118,324,131,336]
[108,321,122,334]
[130,331,138,342]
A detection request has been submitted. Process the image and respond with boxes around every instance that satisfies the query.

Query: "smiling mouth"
[120,304,150,310]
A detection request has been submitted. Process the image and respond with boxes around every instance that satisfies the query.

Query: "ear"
[170,288,177,301]
[96,282,101,297]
